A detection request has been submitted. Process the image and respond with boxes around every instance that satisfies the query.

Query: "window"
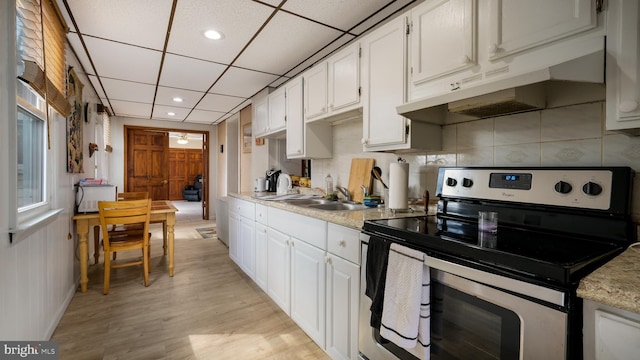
[16,80,47,212]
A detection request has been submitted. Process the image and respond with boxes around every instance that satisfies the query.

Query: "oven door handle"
[424,255,566,307]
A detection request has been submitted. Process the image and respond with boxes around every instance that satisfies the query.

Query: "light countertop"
[229,191,434,230]
[577,246,640,314]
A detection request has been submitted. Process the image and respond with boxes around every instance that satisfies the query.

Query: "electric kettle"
[276,174,292,195]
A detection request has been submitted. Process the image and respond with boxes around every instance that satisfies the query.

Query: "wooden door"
[126,128,169,200]
[169,150,187,200]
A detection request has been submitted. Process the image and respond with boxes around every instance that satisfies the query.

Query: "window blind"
[16,0,70,116]
[102,112,112,152]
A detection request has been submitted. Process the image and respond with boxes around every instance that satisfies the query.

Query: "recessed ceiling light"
[172,97,183,102]
[204,29,223,40]
[167,112,176,116]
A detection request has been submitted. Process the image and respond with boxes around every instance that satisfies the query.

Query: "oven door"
[359,237,569,360]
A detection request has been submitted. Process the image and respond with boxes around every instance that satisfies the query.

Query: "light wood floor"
[51,208,330,360]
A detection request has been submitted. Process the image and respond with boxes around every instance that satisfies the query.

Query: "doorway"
[124,126,210,220]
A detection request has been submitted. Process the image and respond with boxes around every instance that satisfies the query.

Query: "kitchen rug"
[196,227,216,239]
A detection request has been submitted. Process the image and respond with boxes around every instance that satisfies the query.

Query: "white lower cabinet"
[238,215,256,279]
[230,199,361,360]
[266,227,291,314]
[254,222,268,291]
[583,299,640,359]
[291,238,326,347]
[228,212,239,264]
[326,253,360,360]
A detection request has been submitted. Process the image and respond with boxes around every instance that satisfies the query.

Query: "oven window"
[372,280,521,360]
[431,281,520,359]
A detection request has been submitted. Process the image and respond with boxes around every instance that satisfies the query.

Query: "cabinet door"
[268,86,286,133]
[488,0,596,60]
[328,43,360,111]
[255,222,268,291]
[286,77,305,157]
[239,215,255,280]
[304,63,328,120]
[253,95,269,137]
[228,212,240,265]
[410,0,475,85]
[267,227,291,315]
[291,238,326,347]
[362,16,409,149]
[606,0,640,131]
[595,309,640,359]
[326,254,360,360]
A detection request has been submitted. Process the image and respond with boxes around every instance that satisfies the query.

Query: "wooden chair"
[93,192,149,263]
[98,199,152,295]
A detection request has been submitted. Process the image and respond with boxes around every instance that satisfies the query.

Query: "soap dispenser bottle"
[324,174,334,199]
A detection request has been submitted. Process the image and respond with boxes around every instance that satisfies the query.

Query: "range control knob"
[554,181,572,194]
[446,177,457,187]
[462,178,473,188]
[583,182,603,196]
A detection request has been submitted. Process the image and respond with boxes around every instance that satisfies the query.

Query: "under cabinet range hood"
[397,51,605,122]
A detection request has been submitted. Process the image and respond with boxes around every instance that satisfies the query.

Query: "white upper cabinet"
[287,76,333,159]
[304,63,329,120]
[605,0,640,132]
[328,43,361,112]
[304,42,361,123]
[286,77,305,158]
[268,86,287,134]
[252,94,269,137]
[362,15,442,152]
[410,0,476,85]
[362,16,409,150]
[488,0,596,60]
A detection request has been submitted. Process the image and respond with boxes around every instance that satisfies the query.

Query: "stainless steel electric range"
[359,167,635,360]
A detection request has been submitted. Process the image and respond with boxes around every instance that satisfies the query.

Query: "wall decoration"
[242,123,252,153]
[255,137,265,146]
[67,68,84,173]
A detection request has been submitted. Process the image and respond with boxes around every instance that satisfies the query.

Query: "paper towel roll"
[388,162,409,209]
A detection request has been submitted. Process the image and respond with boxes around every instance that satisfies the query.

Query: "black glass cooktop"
[363,216,624,286]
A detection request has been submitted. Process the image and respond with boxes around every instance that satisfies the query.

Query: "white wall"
[0,2,97,339]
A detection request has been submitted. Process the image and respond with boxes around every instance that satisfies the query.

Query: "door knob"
[162,179,168,184]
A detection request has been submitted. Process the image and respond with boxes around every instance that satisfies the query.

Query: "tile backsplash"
[311,101,640,220]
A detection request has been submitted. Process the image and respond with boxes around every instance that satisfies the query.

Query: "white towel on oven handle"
[380,243,430,359]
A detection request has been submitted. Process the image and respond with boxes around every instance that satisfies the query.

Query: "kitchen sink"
[305,202,369,211]
[282,198,335,206]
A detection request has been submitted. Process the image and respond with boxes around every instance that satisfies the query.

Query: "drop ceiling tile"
[159,54,227,92]
[65,0,172,50]
[269,77,290,88]
[186,109,226,123]
[88,75,106,99]
[210,67,279,98]
[196,93,246,112]
[283,34,355,78]
[67,35,93,75]
[234,11,343,74]
[351,0,416,35]
[259,0,282,7]
[167,0,273,64]
[100,78,156,104]
[109,100,152,118]
[84,36,161,84]
[155,86,205,108]
[282,0,391,32]
[152,105,191,121]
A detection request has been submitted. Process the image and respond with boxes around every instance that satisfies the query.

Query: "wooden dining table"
[72,200,178,293]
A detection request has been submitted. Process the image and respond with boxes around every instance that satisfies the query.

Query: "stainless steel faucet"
[360,185,368,197]
[335,186,351,201]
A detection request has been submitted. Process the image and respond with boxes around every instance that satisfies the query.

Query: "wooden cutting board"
[347,158,375,204]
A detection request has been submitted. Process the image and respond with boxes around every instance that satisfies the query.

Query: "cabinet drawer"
[229,197,255,220]
[255,204,268,225]
[327,223,360,264]
[269,207,326,250]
